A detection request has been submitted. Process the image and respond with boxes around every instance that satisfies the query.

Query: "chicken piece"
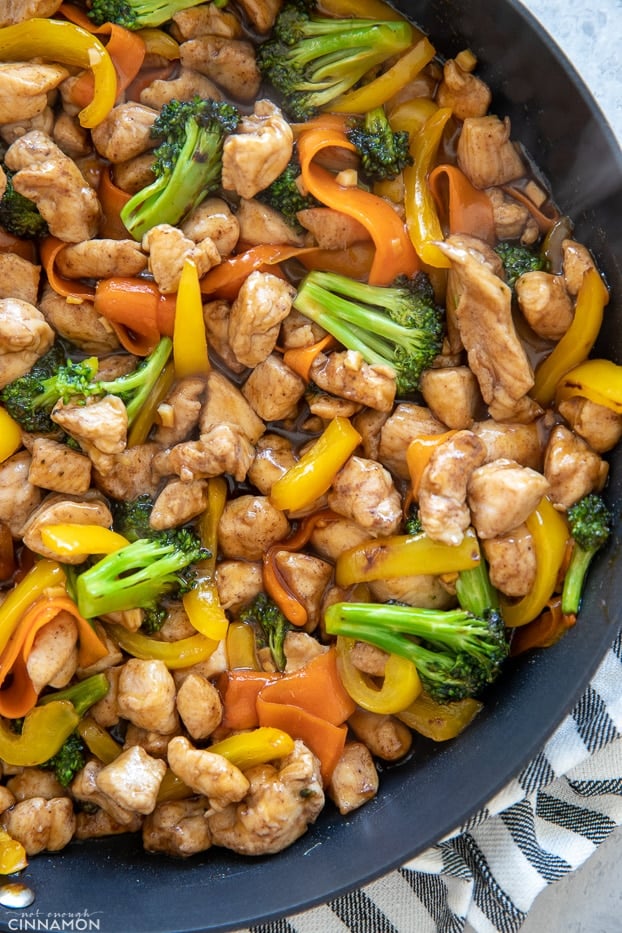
[0,254,40,305]
[172,3,242,38]
[26,611,78,693]
[369,574,456,609]
[113,153,155,194]
[117,659,179,735]
[123,726,170,760]
[457,115,525,189]
[0,63,68,123]
[21,492,113,563]
[235,0,281,32]
[155,424,256,484]
[328,742,379,815]
[181,197,239,256]
[51,395,128,456]
[176,673,223,741]
[71,761,137,826]
[1,798,74,856]
[39,287,119,354]
[328,456,402,537]
[419,430,487,545]
[482,524,537,598]
[6,769,68,802]
[75,807,142,840]
[155,602,195,643]
[90,665,123,729]
[437,57,491,119]
[306,392,362,421]
[235,198,305,247]
[247,433,297,495]
[91,103,158,163]
[467,458,550,538]
[222,100,292,200]
[52,111,90,159]
[348,641,389,677]
[179,36,261,102]
[471,418,543,470]
[420,366,481,430]
[143,224,221,294]
[213,561,261,615]
[229,270,296,368]
[168,736,249,810]
[96,746,167,816]
[202,299,245,373]
[207,739,324,855]
[310,517,375,563]
[89,443,162,501]
[0,297,54,389]
[0,107,54,148]
[153,376,206,447]
[77,625,123,678]
[347,710,412,761]
[173,639,228,687]
[142,798,212,857]
[558,396,622,454]
[515,271,574,340]
[310,350,396,413]
[28,436,91,495]
[562,239,597,296]
[378,403,448,479]
[0,451,42,537]
[353,409,389,462]
[218,495,290,561]
[486,187,539,245]
[544,424,608,510]
[271,551,333,630]
[140,67,222,109]
[296,207,370,249]
[242,353,306,422]
[283,632,328,673]
[55,239,147,280]
[5,131,100,242]
[148,478,209,531]
[438,236,535,419]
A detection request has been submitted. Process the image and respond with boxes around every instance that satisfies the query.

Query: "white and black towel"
[244,630,622,933]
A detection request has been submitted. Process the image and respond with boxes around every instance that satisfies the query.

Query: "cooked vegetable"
[257,2,414,120]
[347,106,412,181]
[43,732,85,786]
[121,97,240,240]
[256,156,318,232]
[494,241,546,288]
[39,673,110,718]
[293,270,443,393]
[561,493,612,615]
[89,0,209,30]
[239,593,292,672]
[0,170,48,239]
[111,495,156,542]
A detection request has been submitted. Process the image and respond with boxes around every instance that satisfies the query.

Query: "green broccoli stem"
[89,0,208,29]
[99,336,172,425]
[561,546,596,616]
[456,560,499,618]
[39,673,109,718]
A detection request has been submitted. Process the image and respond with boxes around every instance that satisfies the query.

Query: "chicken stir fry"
[0,0,617,873]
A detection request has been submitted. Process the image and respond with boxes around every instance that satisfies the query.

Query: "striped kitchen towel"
[246,630,622,933]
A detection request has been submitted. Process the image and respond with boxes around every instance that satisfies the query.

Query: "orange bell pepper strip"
[0,594,108,718]
[429,164,496,244]
[532,267,609,407]
[98,167,131,239]
[94,276,177,355]
[282,334,337,382]
[199,244,316,301]
[297,123,419,285]
[510,596,576,656]
[406,430,458,500]
[217,669,281,730]
[556,359,622,415]
[258,648,356,725]
[173,258,209,379]
[40,237,96,303]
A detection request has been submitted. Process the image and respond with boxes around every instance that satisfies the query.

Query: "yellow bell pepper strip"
[106,623,218,669]
[0,594,108,718]
[404,107,454,268]
[501,498,569,627]
[406,430,458,500]
[297,122,419,285]
[183,478,229,641]
[388,97,437,135]
[556,359,622,415]
[76,716,122,765]
[335,636,421,714]
[270,417,361,513]
[127,359,176,446]
[226,621,261,670]
[509,596,576,655]
[209,727,295,770]
[0,830,28,874]
[173,258,209,379]
[396,690,482,741]
[40,524,129,560]
[0,18,116,128]
[0,559,66,658]
[156,768,193,803]
[336,527,481,587]
[0,700,79,766]
[331,37,436,114]
[137,28,180,60]
[429,164,496,244]
[317,0,407,20]
[94,276,177,355]
[0,407,21,463]
[532,267,610,407]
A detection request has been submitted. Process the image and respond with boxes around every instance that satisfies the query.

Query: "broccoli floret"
[141,605,168,635]
[494,241,545,288]
[257,3,414,121]
[0,337,172,434]
[347,107,412,181]
[256,156,318,232]
[239,592,292,671]
[121,97,239,240]
[89,0,211,29]
[0,169,48,239]
[325,601,509,702]
[75,528,208,619]
[404,503,423,536]
[293,270,444,394]
[44,733,85,787]
[111,494,156,542]
[561,493,613,615]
